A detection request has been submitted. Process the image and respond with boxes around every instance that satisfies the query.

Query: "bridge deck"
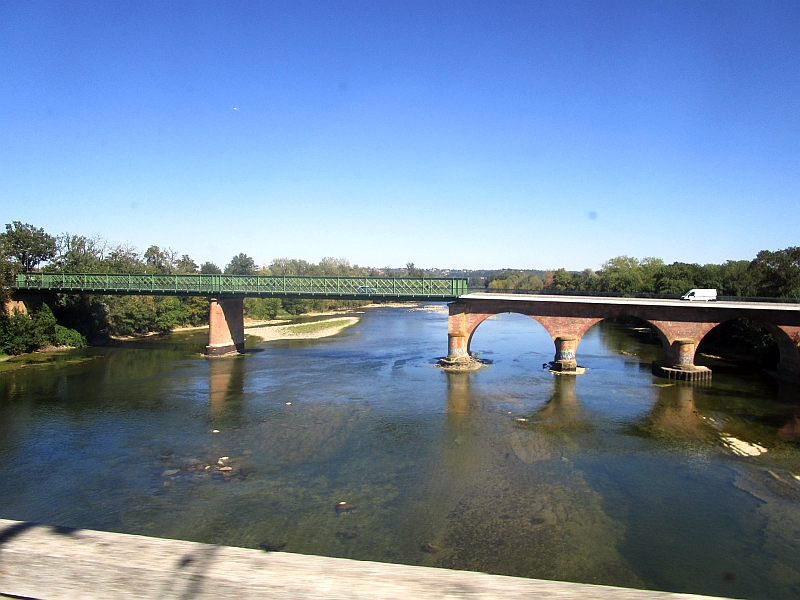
[12,273,467,300]
[462,293,800,312]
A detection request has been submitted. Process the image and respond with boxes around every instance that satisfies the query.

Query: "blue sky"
[1,1,798,271]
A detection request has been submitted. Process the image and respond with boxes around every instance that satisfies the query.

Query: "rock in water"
[335,501,356,514]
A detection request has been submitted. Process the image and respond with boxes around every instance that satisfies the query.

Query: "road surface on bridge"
[462,292,800,311]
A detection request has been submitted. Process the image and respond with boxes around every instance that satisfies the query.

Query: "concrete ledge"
[0,519,728,600]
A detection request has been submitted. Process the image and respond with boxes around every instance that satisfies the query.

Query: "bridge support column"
[3,292,57,316]
[444,302,468,361]
[550,335,579,372]
[653,339,712,382]
[206,297,245,357]
[774,325,800,383]
[440,302,483,370]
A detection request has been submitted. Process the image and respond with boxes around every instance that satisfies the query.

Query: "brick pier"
[205,297,245,356]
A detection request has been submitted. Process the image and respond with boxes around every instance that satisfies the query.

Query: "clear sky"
[1,1,798,271]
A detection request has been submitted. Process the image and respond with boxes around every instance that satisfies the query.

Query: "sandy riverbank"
[245,316,360,342]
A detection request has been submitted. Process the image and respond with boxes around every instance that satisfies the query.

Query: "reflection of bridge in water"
[445,372,725,450]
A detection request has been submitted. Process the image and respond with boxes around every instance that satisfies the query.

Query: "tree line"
[483,252,800,299]
[1,220,798,356]
[0,222,388,353]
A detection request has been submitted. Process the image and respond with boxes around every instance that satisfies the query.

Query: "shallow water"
[1,307,799,599]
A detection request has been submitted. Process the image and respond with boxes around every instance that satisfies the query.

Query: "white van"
[680,289,717,301]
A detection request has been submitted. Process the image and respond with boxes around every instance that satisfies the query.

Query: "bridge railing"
[13,273,468,299]
[466,288,800,304]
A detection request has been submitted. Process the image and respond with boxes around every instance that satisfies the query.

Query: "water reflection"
[208,356,245,418]
[636,384,716,443]
[445,372,475,415]
[591,318,666,366]
[530,375,591,432]
[431,371,642,584]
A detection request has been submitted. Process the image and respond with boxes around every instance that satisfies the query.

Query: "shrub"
[53,324,87,348]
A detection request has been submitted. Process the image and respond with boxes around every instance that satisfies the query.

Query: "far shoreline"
[0,302,437,364]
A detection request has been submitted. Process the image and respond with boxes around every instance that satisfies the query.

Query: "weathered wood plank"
[0,519,727,600]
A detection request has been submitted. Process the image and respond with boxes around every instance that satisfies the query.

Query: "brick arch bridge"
[446,294,800,382]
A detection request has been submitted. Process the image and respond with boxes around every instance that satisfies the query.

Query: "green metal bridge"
[13,272,468,301]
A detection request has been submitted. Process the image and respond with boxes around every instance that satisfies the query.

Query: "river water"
[1,306,799,599]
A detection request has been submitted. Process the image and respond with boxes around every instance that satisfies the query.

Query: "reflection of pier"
[528,376,590,432]
[445,372,475,415]
[636,384,715,442]
[208,357,245,417]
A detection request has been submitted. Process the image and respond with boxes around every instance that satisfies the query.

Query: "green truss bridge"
[13,272,467,301]
[12,272,468,356]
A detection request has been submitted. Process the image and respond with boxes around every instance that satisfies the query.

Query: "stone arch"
[697,317,800,376]
[465,311,554,356]
[581,315,672,358]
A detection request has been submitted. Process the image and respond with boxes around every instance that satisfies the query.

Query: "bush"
[0,304,86,354]
[53,324,87,348]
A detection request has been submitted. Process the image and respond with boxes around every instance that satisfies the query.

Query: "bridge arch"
[446,297,800,381]
[581,316,671,360]
[697,317,799,375]
[464,311,565,356]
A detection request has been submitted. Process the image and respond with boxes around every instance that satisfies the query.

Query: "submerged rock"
[335,501,356,514]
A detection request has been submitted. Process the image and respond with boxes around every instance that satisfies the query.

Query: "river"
[1,306,799,599]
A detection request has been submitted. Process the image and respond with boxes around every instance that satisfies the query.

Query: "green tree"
[718,260,757,297]
[572,268,598,292]
[652,263,701,295]
[0,250,13,304]
[200,261,222,274]
[175,255,198,274]
[225,254,256,275]
[749,247,800,298]
[549,268,574,291]
[144,245,176,273]
[244,298,282,320]
[0,304,84,354]
[406,263,424,277]
[52,234,105,273]
[105,245,145,273]
[598,256,645,294]
[1,222,57,272]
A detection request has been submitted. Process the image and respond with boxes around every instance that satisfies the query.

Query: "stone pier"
[206,297,245,356]
[550,335,579,372]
